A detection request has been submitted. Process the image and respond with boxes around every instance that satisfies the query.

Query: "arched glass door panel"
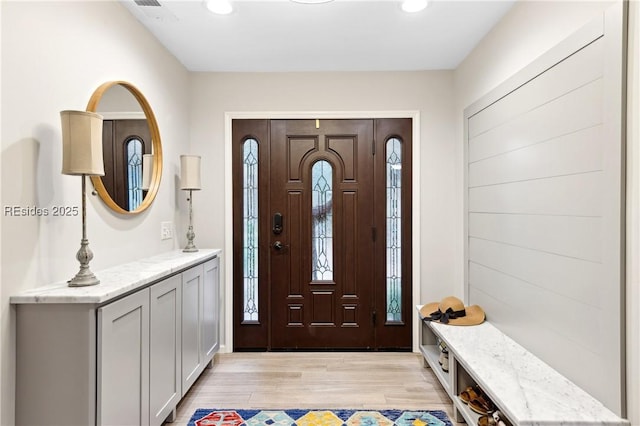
[126,138,143,210]
[311,160,334,281]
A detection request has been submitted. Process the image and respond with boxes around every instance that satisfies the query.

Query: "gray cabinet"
[202,258,220,360]
[98,289,150,426]
[180,256,219,396]
[12,250,221,426]
[181,264,204,395]
[149,275,181,426]
[14,304,98,426]
[98,274,185,426]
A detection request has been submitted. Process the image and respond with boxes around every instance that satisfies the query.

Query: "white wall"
[188,71,457,348]
[453,0,616,295]
[0,2,190,424]
[626,1,640,421]
[454,0,638,421]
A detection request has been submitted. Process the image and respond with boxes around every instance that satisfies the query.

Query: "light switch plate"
[160,221,173,240]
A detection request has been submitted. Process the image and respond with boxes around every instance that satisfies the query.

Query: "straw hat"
[420,296,485,326]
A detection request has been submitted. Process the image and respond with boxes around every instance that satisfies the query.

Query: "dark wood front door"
[102,119,151,211]
[232,118,412,351]
[270,119,375,349]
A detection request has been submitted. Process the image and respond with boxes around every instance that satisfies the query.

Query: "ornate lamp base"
[68,238,100,286]
[183,190,198,252]
[183,225,198,252]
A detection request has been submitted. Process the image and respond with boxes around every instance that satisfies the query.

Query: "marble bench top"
[10,249,221,305]
[419,307,628,425]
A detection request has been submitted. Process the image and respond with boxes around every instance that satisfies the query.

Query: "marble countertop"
[10,249,221,305]
[420,310,627,425]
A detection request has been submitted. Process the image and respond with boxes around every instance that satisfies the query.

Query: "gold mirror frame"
[86,81,163,215]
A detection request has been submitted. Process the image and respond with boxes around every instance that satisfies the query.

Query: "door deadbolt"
[273,212,283,234]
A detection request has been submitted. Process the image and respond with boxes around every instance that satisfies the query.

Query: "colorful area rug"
[188,409,452,426]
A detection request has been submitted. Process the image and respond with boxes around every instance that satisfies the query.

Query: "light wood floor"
[169,352,455,425]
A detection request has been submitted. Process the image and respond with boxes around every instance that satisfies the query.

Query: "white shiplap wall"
[465,5,625,415]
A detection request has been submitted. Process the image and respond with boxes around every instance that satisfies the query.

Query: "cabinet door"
[202,256,220,361]
[181,264,203,395]
[150,275,181,426]
[98,288,150,426]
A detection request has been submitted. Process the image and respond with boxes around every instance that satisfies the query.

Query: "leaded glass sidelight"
[243,139,259,322]
[311,160,334,281]
[126,138,143,210]
[386,138,402,322]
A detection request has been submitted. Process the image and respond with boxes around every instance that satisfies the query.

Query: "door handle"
[273,212,284,234]
[273,241,289,251]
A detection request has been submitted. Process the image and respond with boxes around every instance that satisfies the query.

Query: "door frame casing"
[223,110,421,352]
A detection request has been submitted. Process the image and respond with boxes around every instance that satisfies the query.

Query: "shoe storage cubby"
[420,315,514,426]
[452,361,482,425]
[417,306,628,426]
[419,314,486,425]
[418,314,451,396]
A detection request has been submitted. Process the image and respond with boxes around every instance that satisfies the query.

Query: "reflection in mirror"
[96,85,149,211]
[86,81,162,214]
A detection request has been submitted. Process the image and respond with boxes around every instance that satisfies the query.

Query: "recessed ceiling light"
[206,0,233,15]
[401,0,428,13]
[290,0,335,4]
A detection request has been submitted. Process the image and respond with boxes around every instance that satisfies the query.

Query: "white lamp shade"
[180,155,202,190]
[141,154,153,190]
[60,110,104,176]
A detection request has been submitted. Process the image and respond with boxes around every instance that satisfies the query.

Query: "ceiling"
[119,0,516,72]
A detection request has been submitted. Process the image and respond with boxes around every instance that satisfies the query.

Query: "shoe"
[438,342,449,371]
[439,350,449,371]
[491,410,506,426]
[468,392,495,415]
[477,415,496,426]
[459,385,480,404]
[439,353,449,371]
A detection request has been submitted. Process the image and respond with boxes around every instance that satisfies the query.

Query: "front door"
[270,119,375,348]
[102,119,151,211]
[232,118,412,350]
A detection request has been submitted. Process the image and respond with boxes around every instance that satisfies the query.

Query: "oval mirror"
[86,81,162,214]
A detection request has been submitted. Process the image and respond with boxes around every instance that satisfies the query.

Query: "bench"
[417,306,629,426]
